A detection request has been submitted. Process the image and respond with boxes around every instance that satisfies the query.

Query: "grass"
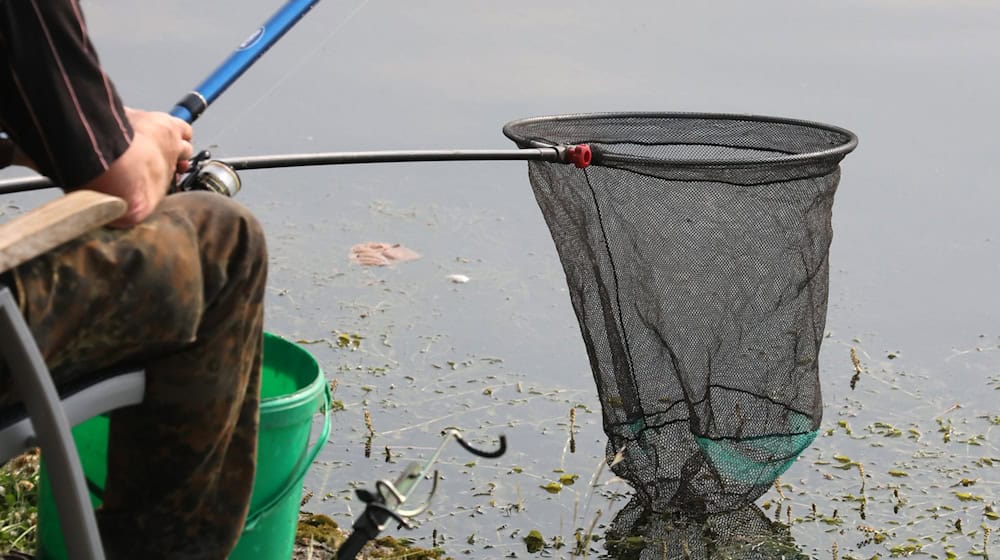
[0,449,448,560]
[0,449,39,556]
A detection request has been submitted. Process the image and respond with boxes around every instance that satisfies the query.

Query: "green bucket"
[36,332,331,559]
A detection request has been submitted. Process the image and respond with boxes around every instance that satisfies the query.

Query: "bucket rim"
[261,332,324,414]
[502,111,858,168]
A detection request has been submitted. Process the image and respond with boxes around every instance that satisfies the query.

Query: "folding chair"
[0,190,146,560]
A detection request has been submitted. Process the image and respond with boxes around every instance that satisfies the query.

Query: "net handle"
[0,145,593,195]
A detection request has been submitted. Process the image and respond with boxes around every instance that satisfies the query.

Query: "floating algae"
[294,512,449,560]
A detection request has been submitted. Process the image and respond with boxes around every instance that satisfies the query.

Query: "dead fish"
[446,274,470,283]
[350,242,421,267]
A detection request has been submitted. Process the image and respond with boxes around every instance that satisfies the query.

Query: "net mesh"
[503,113,856,513]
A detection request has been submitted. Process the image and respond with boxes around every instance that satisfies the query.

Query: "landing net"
[504,113,857,513]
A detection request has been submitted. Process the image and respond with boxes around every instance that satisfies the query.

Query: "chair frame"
[0,191,145,560]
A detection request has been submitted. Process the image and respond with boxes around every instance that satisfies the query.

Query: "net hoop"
[503,111,858,169]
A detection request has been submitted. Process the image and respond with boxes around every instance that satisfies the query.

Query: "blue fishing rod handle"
[170,0,322,123]
[170,104,194,123]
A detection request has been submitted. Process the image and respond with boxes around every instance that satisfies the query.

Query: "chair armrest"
[0,190,126,273]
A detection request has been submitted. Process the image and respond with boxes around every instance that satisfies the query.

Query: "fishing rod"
[336,428,507,560]
[170,0,323,123]
[0,144,593,197]
[0,0,594,197]
[0,0,322,195]
[0,0,594,196]
[226,145,593,170]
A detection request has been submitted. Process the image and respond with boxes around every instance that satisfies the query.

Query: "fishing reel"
[175,150,241,197]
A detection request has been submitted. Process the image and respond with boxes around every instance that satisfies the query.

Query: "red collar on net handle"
[558,144,592,168]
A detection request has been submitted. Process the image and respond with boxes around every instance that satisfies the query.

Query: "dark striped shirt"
[0,0,133,188]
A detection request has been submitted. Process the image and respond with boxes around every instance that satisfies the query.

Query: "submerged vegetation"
[294,315,998,559]
[780,342,999,559]
[0,327,996,559]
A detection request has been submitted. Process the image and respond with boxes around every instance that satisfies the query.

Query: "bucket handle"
[243,380,332,531]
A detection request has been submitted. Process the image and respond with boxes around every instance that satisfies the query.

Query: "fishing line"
[206,0,372,144]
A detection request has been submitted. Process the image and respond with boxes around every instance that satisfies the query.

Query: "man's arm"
[83,108,192,227]
[0,0,132,187]
[0,0,192,226]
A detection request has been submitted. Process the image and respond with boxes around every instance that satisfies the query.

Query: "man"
[0,2,267,558]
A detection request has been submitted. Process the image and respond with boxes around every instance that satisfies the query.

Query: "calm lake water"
[4,1,999,557]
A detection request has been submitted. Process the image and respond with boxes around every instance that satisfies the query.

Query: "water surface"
[5,1,999,556]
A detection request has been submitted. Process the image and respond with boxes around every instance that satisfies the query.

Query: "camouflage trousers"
[0,191,267,559]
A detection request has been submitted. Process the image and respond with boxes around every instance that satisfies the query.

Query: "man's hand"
[83,108,193,227]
